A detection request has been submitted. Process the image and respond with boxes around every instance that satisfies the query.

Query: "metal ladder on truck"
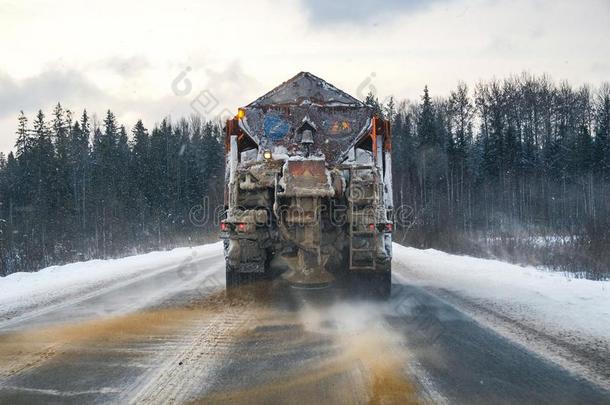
[346,165,380,271]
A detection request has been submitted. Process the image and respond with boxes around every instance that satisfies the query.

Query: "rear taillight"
[368,223,376,231]
[220,222,229,232]
[385,223,393,232]
[237,223,246,232]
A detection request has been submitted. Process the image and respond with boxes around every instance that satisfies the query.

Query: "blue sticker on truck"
[263,114,290,140]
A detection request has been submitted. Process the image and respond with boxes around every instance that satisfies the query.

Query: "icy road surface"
[0,243,608,404]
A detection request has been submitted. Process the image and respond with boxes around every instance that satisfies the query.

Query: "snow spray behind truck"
[220,72,393,298]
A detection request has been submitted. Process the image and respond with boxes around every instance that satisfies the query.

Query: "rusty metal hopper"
[238,72,373,165]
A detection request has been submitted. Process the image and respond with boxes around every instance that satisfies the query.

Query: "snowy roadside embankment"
[0,242,224,322]
[392,243,610,342]
[392,243,610,386]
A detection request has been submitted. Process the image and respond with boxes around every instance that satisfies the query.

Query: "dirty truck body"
[221,72,393,297]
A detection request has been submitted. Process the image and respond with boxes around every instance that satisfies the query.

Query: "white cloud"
[0,0,609,152]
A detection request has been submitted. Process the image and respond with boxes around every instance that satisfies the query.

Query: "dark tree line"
[1,73,609,278]
[367,73,610,278]
[0,106,224,276]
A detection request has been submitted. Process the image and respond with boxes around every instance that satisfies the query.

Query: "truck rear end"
[220,72,393,298]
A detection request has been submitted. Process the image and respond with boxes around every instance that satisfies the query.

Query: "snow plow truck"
[220,72,393,298]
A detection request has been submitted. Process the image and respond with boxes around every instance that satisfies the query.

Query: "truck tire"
[225,263,241,289]
[372,270,391,300]
[225,264,262,289]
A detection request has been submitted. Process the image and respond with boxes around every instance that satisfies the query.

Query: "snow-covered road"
[0,243,608,404]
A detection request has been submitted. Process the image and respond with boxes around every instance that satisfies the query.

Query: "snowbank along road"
[0,242,608,404]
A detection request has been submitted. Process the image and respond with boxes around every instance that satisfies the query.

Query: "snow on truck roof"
[246,72,365,108]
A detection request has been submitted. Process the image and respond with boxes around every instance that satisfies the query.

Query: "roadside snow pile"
[0,242,223,319]
[392,243,610,343]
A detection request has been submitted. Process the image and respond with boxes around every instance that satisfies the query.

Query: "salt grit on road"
[1,241,608,388]
[3,241,607,346]
[0,242,609,403]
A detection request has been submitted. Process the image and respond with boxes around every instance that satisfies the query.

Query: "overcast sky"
[1,0,609,153]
